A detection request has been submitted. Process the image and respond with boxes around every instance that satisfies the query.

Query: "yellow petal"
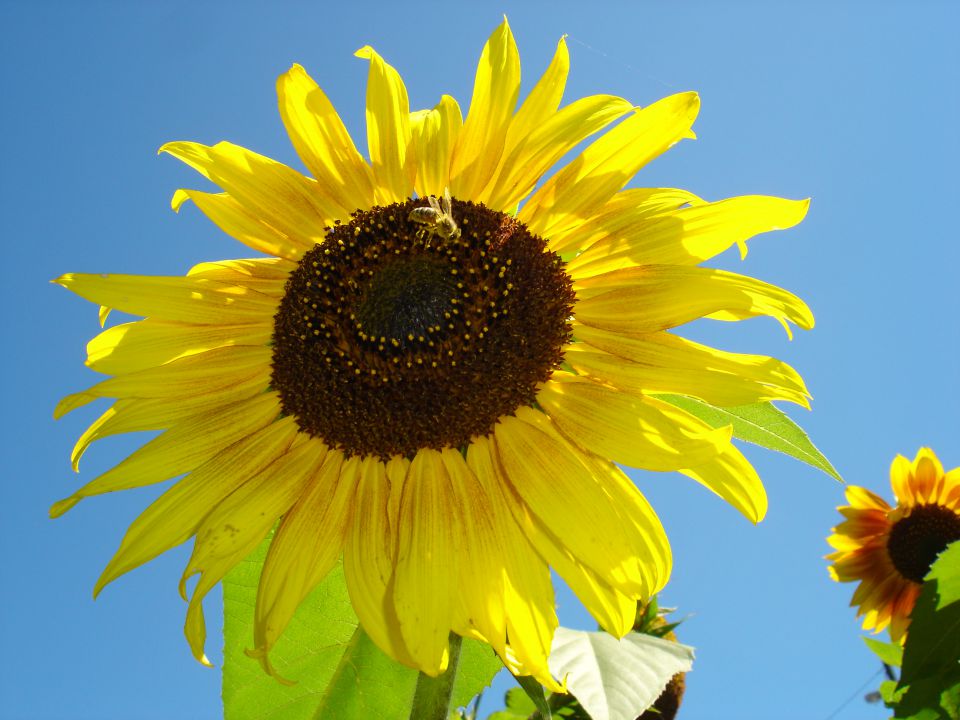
[60,346,272,410]
[440,448,508,659]
[54,273,278,325]
[500,36,569,162]
[466,436,562,692]
[568,327,810,408]
[493,407,648,595]
[50,393,281,517]
[277,63,375,212]
[84,319,271,376]
[341,455,416,669]
[566,195,809,274]
[911,448,944,505]
[577,452,671,595]
[355,46,414,204]
[392,449,458,675]
[484,94,634,212]
[94,417,300,596]
[181,435,328,664]
[536,375,728,471]
[678,442,768,522]
[573,265,814,338]
[172,189,313,261]
[550,187,703,257]
[160,140,338,236]
[450,19,521,200]
[411,95,463,199]
[70,384,267,470]
[519,92,700,239]
[253,450,356,674]
[889,454,916,506]
[185,257,294,289]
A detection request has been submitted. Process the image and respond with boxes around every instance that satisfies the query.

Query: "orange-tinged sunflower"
[827,448,960,642]
[53,20,814,688]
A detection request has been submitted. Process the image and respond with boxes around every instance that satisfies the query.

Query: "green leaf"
[864,636,904,667]
[940,683,960,720]
[657,396,842,481]
[930,541,960,608]
[222,538,502,720]
[895,542,960,719]
[516,674,552,719]
[882,680,906,705]
[546,628,694,720]
[486,687,538,718]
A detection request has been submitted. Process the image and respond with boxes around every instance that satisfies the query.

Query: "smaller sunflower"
[827,448,960,641]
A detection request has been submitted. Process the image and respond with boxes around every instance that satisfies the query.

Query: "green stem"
[410,633,463,720]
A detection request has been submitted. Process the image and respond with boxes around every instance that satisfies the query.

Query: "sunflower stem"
[409,633,463,720]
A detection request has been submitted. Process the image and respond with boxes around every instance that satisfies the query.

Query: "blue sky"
[2,1,958,719]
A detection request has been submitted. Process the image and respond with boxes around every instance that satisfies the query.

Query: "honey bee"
[409,187,460,244]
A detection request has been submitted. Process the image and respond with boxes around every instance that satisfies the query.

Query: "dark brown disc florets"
[271,197,575,459]
[887,504,960,583]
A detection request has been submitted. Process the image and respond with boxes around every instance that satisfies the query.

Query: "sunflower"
[827,448,960,642]
[54,20,813,688]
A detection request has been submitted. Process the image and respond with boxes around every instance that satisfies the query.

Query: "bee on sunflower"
[54,19,814,688]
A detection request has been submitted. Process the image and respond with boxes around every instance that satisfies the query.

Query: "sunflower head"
[827,448,960,641]
[53,19,815,688]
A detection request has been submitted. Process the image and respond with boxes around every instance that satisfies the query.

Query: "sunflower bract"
[54,19,815,688]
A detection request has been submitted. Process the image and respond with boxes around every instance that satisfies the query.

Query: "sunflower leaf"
[863,636,904,667]
[894,542,960,719]
[546,627,694,720]
[657,396,842,481]
[222,537,502,720]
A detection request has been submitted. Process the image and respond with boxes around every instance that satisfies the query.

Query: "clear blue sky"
[2,1,958,719]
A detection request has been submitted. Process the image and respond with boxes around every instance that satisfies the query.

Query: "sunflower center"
[270,197,575,459]
[887,504,960,583]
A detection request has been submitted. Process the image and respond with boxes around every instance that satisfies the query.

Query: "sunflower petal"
[392,449,458,675]
[355,46,414,204]
[678,442,768,522]
[54,273,279,325]
[484,94,634,212]
[253,450,356,674]
[340,455,416,669]
[172,189,312,261]
[450,18,521,200]
[277,63,375,212]
[161,141,338,236]
[83,319,271,376]
[519,92,700,239]
[494,408,650,595]
[181,436,328,664]
[439,449,509,659]
[573,265,814,338]
[411,95,463,199]
[94,417,300,596]
[466,436,561,692]
[537,375,729,471]
[569,327,810,407]
[550,187,703,256]
[566,195,810,273]
[50,393,281,517]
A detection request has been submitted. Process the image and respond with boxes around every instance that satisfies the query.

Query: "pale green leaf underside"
[548,628,694,720]
[222,537,501,720]
[658,396,842,482]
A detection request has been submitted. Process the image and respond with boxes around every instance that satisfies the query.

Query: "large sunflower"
[827,448,960,641]
[54,21,813,687]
